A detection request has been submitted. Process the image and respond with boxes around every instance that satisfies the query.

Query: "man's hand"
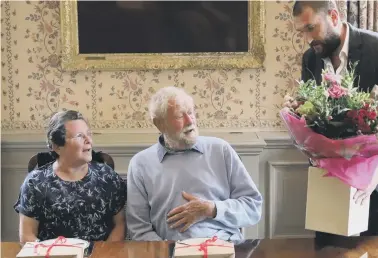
[166,192,215,233]
[282,94,299,109]
[353,167,378,205]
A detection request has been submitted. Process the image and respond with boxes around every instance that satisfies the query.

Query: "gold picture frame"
[60,1,265,71]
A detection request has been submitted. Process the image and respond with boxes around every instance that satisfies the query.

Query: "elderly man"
[126,86,262,241]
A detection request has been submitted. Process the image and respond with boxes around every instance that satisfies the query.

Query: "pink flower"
[328,84,347,99]
[323,73,341,84]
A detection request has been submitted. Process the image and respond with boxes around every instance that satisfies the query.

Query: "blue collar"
[156,135,203,162]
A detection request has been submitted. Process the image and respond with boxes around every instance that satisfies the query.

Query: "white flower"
[324,90,329,98]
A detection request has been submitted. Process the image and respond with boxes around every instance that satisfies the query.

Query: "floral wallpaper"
[1,1,311,133]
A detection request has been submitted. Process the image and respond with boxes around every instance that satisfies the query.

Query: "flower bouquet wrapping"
[280,62,378,236]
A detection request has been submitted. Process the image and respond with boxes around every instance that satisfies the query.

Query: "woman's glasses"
[67,131,93,142]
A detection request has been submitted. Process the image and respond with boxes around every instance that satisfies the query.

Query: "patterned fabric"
[338,0,378,32]
[14,162,127,241]
[336,0,348,21]
[348,0,378,32]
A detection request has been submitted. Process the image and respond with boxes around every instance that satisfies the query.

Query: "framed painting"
[60,1,265,70]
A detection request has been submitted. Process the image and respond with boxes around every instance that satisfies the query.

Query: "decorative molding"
[1,165,28,174]
[1,131,301,155]
[1,119,287,131]
[268,161,314,239]
[1,131,268,155]
[257,131,294,149]
[119,173,128,178]
[1,142,49,152]
[263,137,295,149]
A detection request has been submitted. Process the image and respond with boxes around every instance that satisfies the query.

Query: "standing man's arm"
[301,52,309,82]
[301,49,316,83]
[126,160,163,241]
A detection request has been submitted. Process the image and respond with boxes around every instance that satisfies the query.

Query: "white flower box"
[305,167,370,236]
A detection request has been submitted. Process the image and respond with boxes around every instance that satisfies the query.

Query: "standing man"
[289,0,378,248]
[293,0,378,90]
[126,86,262,241]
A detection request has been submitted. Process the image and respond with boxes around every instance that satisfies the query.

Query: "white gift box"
[174,237,235,258]
[16,238,87,258]
[305,167,370,236]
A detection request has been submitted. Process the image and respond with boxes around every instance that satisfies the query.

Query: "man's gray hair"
[148,86,193,120]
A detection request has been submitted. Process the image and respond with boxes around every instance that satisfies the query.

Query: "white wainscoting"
[1,131,312,241]
[268,161,313,239]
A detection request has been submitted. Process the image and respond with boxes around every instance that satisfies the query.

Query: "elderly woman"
[14,110,127,243]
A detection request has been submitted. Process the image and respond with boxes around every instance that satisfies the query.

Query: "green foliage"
[291,61,378,139]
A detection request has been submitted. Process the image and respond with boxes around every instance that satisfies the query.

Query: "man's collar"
[156,134,203,163]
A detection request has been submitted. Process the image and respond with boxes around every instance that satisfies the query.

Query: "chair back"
[27,151,115,172]
[27,154,39,173]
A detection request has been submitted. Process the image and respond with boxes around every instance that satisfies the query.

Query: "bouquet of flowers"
[280,62,378,190]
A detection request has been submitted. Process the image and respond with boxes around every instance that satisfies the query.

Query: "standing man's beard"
[310,34,341,58]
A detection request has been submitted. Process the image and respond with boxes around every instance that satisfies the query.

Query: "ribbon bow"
[33,236,84,258]
[198,236,218,258]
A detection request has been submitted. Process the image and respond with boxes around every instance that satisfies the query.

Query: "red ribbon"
[32,236,84,258]
[175,236,233,258]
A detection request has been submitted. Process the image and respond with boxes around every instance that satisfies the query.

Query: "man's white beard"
[164,126,198,150]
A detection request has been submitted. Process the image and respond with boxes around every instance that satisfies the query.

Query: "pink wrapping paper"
[280,109,378,189]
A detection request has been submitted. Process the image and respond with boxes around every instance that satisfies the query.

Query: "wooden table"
[2,237,378,258]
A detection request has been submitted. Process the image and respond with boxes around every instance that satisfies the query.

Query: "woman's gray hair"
[46,110,86,150]
[148,86,193,121]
